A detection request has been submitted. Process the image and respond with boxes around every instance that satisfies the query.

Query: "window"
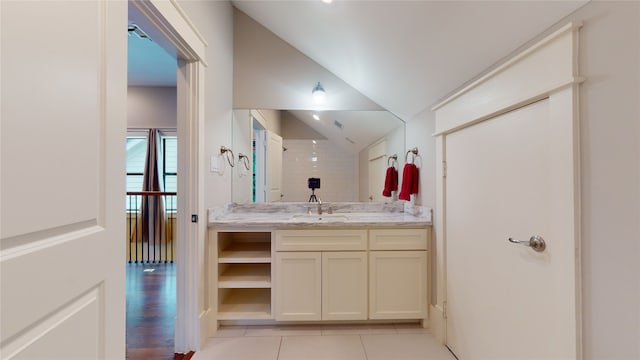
[126,134,177,211]
[126,137,147,193]
[162,137,177,193]
[161,136,177,211]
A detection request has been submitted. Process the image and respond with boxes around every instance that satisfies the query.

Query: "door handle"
[508,235,546,252]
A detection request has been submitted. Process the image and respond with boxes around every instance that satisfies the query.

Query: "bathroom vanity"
[207,202,431,332]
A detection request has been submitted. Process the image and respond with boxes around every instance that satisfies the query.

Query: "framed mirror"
[231,109,405,203]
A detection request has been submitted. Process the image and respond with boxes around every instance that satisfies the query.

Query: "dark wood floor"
[126,263,193,359]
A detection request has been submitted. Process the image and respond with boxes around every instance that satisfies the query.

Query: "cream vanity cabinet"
[274,228,428,322]
[209,226,429,329]
[275,229,368,321]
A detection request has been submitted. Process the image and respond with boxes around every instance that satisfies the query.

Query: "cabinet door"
[322,252,368,320]
[275,252,321,321]
[369,251,427,319]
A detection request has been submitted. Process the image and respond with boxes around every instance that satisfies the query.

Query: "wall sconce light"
[312,82,326,104]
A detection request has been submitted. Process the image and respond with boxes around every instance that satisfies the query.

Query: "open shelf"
[215,231,273,321]
[219,242,271,263]
[219,264,271,288]
[218,288,272,320]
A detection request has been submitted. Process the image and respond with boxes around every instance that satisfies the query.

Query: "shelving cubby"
[216,231,273,320]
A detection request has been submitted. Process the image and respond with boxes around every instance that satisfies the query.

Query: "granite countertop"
[208,202,432,228]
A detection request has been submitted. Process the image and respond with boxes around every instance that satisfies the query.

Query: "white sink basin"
[290,214,349,222]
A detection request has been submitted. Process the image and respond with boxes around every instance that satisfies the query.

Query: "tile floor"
[193,323,456,360]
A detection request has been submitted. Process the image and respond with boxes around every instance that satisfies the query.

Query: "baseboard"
[430,305,445,344]
[199,309,211,348]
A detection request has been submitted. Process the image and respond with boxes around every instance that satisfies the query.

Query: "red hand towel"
[382,166,398,197]
[411,164,419,195]
[398,163,413,201]
[399,164,420,201]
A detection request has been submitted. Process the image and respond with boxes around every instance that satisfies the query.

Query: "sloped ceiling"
[287,110,404,153]
[233,8,383,111]
[128,31,177,86]
[127,1,178,87]
[232,0,587,121]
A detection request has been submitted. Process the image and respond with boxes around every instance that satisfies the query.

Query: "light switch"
[211,155,220,173]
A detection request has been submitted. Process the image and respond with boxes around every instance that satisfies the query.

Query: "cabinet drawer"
[369,229,427,250]
[276,230,367,251]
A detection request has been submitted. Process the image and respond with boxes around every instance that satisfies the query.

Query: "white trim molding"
[432,21,582,358]
[433,22,583,135]
[130,0,207,64]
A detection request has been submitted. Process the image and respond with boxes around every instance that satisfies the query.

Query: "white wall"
[231,109,253,203]
[406,108,437,305]
[568,2,640,358]
[178,1,234,209]
[282,139,358,202]
[406,109,436,210]
[127,86,177,128]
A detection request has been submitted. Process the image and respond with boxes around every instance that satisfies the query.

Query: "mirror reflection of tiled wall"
[282,139,358,202]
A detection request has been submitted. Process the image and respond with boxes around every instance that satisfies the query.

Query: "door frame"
[431,22,583,357]
[368,140,387,202]
[129,0,207,353]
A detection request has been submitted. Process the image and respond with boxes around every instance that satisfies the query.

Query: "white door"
[368,141,387,201]
[1,1,125,359]
[322,252,368,320]
[265,131,283,202]
[368,156,386,202]
[445,98,578,359]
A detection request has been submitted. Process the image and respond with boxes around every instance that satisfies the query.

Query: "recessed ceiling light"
[312,114,320,121]
[322,0,333,3]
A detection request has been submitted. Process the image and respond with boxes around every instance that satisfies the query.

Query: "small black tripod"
[309,188,319,202]
[307,177,320,202]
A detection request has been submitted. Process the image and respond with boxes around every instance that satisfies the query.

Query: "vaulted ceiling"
[128,0,588,121]
[232,0,587,120]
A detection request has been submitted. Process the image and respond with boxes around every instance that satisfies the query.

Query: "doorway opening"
[125,0,207,356]
[253,115,266,203]
[126,14,179,359]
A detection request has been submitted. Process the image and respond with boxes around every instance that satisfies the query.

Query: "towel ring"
[405,147,418,164]
[220,146,235,167]
[238,153,250,171]
[387,154,398,167]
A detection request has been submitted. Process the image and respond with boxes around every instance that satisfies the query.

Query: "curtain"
[141,129,165,243]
